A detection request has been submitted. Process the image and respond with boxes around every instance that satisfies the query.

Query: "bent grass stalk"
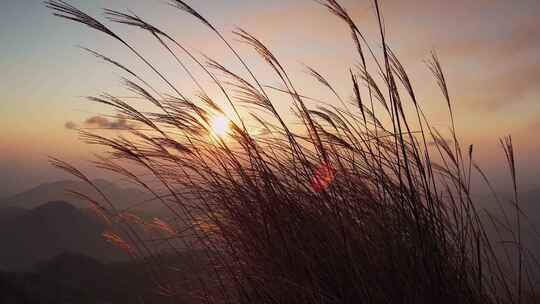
[46,0,537,303]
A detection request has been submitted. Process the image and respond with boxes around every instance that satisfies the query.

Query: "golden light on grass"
[209,114,231,137]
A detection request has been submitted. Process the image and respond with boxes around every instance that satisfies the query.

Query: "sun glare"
[210,114,231,137]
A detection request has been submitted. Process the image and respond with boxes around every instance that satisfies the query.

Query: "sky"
[0,0,539,196]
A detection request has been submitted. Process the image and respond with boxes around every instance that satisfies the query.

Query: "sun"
[209,114,231,137]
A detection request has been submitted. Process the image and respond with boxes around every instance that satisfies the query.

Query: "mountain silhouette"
[0,206,27,224]
[0,179,161,215]
[0,201,126,271]
[0,250,208,304]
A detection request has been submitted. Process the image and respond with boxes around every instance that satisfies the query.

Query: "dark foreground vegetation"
[44,0,539,303]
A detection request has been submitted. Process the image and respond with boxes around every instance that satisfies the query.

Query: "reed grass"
[46,0,538,303]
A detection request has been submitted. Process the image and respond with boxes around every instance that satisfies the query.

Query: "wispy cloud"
[64,121,78,130]
[85,115,135,130]
[65,115,136,131]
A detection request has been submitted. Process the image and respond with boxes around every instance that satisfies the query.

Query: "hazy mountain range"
[0,179,169,271]
[0,179,208,303]
[0,179,155,212]
[0,200,125,271]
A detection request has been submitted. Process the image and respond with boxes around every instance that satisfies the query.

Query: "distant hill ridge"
[0,179,195,271]
[0,200,126,271]
[0,179,158,213]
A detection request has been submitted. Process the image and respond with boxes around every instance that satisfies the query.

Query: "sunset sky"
[1,0,539,196]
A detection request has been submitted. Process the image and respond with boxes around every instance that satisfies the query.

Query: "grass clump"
[46,0,537,303]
